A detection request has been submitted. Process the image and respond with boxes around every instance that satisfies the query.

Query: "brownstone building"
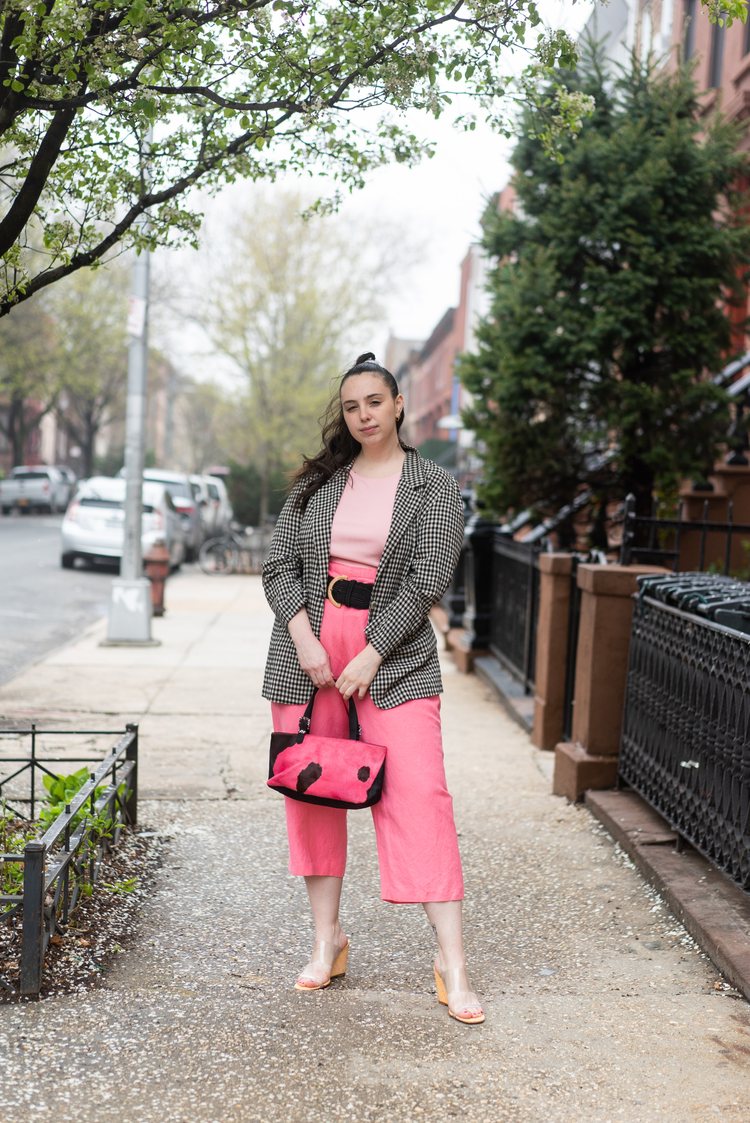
[389,244,490,458]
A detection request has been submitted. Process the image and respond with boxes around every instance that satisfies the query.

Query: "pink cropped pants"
[271,562,465,904]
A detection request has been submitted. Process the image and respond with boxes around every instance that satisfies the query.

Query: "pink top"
[329,468,402,569]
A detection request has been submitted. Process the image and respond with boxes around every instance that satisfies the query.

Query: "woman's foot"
[434,959,485,1024]
[295,929,349,991]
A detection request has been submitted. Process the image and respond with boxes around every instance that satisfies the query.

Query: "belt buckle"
[327,574,349,608]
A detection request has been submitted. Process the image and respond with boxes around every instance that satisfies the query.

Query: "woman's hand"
[336,644,383,700]
[288,609,335,689]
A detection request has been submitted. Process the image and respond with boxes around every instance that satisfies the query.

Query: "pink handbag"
[267,689,386,809]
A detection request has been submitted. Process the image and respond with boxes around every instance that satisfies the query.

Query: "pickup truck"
[0,466,73,514]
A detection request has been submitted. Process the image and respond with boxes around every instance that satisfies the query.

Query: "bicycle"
[198,524,267,575]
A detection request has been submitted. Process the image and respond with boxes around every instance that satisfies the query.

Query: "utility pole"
[105,130,158,645]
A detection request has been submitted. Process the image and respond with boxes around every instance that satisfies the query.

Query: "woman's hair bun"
[355,352,376,365]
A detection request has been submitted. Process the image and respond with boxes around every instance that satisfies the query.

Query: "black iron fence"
[0,725,138,997]
[489,533,541,694]
[619,493,750,575]
[619,577,750,891]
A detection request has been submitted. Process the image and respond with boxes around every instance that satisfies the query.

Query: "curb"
[473,655,533,732]
[586,789,750,1001]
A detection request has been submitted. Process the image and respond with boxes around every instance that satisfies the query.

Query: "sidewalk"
[0,572,748,1123]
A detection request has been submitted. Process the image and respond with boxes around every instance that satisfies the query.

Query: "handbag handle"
[297,687,360,741]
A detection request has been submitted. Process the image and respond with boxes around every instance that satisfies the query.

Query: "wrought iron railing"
[619,493,750,574]
[0,725,138,997]
[619,587,750,891]
[489,533,541,693]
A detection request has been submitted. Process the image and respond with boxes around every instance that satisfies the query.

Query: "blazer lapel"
[307,463,352,587]
[377,448,425,576]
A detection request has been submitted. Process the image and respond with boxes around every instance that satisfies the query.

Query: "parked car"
[206,475,233,533]
[190,473,234,537]
[0,465,73,514]
[54,465,78,489]
[60,477,186,570]
[141,469,204,561]
[189,474,213,537]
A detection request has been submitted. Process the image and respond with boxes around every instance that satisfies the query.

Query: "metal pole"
[125,722,139,827]
[105,128,157,645]
[20,840,46,998]
[122,243,149,584]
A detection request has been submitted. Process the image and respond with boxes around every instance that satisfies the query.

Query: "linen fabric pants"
[271,561,465,904]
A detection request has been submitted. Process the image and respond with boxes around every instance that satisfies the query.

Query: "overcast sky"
[156,1,593,375]
[352,0,593,349]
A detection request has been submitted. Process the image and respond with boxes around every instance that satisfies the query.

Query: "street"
[0,514,115,687]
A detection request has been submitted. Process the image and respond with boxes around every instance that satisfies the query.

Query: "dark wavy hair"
[292,352,405,511]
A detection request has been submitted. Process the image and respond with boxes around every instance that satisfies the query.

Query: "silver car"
[60,477,186,569]
[142,469,204,561]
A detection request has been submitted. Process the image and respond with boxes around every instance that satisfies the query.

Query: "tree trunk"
[259,462,269,527]
[82,408,97,477]
[10,393,25,464]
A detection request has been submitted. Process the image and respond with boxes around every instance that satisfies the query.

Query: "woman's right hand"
[287,610,335,688]
[294,634,335,689]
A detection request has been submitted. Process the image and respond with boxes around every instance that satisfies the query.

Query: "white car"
[190,473,233,537]
[60,476,186,570]
[142,469,204,561]
[0,465,73,514]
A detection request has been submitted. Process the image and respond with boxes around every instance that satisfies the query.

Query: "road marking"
[0,608,40,619]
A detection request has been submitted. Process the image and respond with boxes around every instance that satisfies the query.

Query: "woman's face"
[340,373,403,447]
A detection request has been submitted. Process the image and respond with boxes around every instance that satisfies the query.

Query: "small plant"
[0,802,36,914]
[39,767,128,840]
[101,877,138,895]
[1,769,131,916]
[40,768,131,899]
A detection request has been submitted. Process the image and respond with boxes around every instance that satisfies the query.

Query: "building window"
[641,5,653,61]
[683,0,697,59]
[660,0,675,52]
[709,20,725,86]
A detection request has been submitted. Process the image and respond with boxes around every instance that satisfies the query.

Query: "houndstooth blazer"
[261,447,464,709]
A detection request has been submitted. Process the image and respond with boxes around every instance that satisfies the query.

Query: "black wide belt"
[327,574,373,609]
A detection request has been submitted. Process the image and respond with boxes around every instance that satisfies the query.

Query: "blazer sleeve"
[261,481,307,625]
[365,473,464,659]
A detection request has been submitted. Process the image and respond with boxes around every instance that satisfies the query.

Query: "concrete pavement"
[0,572,749,1123]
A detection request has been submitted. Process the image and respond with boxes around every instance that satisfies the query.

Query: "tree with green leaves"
[191,187,405,521]
[0,0,594,318]
[176,377,235,474]
[459,47,750,522]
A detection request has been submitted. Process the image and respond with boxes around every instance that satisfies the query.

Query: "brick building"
[587,0,750,343]
[389,243,490,456]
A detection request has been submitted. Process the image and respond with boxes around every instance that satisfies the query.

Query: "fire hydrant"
[143,541,170,617]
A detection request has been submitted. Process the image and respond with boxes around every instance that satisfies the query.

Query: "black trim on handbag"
[267,688,387,809]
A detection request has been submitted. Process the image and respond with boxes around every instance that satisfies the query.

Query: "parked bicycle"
[198,524,268,575]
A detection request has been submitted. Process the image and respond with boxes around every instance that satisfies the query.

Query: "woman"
[262,352,484,1025]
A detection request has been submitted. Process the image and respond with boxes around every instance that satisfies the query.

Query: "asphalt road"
[0,514,115,687]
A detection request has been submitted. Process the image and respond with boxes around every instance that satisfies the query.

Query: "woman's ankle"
[313,922,345,946]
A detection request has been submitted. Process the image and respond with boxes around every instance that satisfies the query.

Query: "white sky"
[155,1,593,375]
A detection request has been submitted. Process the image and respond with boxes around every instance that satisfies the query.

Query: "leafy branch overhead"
[0,0,581,317]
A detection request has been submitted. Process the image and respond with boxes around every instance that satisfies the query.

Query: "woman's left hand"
[336,643,383,700]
